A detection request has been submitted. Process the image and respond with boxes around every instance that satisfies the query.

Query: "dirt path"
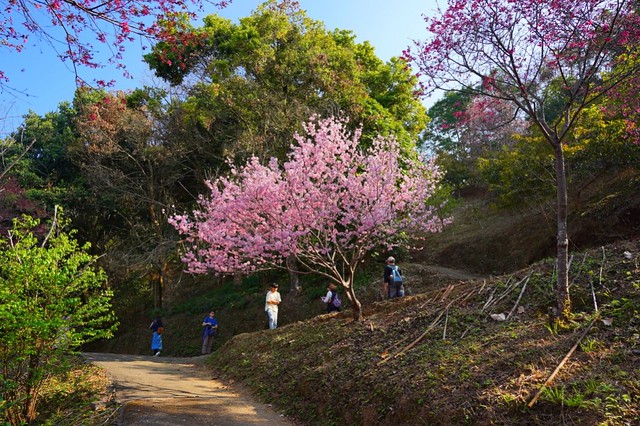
[82,352,294,425]
[81,264,480,425]
[418,264,482,281]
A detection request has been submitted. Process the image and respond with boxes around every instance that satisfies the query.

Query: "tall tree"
[423,91,474,156]
[144,0,428,165]
[408,0,640,319]
[148,1,429,293]
[72,88,189,309]
[170,117,448,321]
[425,91,525,190]
[0,106,79,233]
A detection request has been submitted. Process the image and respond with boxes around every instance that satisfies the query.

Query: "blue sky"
[0,0,440,137]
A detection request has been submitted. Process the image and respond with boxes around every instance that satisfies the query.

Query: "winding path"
[82,263,480,424]
[82,352,293,425]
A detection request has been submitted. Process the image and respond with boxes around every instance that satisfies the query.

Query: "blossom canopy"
[169,116,449,278]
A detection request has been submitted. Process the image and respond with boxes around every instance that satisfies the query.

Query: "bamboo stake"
[440,283,455,301]
[460,325,472,339]
[506,276,530,321]
[419,296,436,309]
[527,315,599,408]
[477,279,487,294]
[382,335,411,354]
[595,246,605,310]
[442,307,449,340]
[459,286,479,305]
[378,300,454,366]
[487,274,529,312]
[481,280,497,312]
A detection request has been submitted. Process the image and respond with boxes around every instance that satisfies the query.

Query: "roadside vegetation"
[31,359,119,426]
[26,216,640,425]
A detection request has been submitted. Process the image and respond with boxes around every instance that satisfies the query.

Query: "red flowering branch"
[0,0,231,87]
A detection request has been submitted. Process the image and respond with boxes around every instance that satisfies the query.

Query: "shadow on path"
[82,352,293,425]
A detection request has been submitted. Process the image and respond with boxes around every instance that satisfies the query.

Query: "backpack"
[331,291,342,308]
[391,265,403,284]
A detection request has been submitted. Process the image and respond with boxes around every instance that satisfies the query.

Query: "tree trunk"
[343,280,363,321]
[25,394,37,423]
[286,255,302,293]
[25,353,39,422]
[553,142,571,319]
[233,273,243,287]
[151,269,163,310]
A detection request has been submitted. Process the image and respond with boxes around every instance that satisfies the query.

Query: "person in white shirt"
[265,283,282,329]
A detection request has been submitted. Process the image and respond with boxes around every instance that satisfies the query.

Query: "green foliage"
[145,0,427,165]
[34,357,119,426]
[12,104,79,189]
[477,134,555,208]
[423,90,473,155]
[477,103,640,209]
[1,103,82,234]
[436,150,483,190]
[541,385,592,408]
[579,337,602,353]
[0,211,117,425]
[607,297,638,319]
[541,378,626,416]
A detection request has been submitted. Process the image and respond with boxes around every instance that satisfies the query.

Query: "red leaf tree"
[170,116,449,320]
[407,0,640,319]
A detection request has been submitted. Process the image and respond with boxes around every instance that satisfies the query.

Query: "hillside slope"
[208,239,640,425]
[91,168,640,359]
[412,169,640,275]
[86,167,640,424]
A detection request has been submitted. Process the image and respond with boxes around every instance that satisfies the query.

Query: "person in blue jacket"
[201,310,218,354]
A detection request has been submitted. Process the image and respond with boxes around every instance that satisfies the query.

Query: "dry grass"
[208,240,640,425]
[34,357,121,425]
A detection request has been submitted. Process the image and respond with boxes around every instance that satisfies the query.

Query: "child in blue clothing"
[149,317,163,356]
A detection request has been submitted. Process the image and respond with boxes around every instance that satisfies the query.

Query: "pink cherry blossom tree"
[170,116,449,321]
[407,0,640,320]
[0,0,231,88]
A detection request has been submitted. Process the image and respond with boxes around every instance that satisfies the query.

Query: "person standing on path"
[320,283,341,313]
[265,283,281,329]
[149,317,163,356]
[201,310,218,355]
[383,256,404,299]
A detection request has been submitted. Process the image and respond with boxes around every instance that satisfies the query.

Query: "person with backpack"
[201,310,218,355]
[149,316,163,356]
[320,283,342,313]
[383,256,405,299]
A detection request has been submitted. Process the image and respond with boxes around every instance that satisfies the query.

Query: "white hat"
[386,256,395,263]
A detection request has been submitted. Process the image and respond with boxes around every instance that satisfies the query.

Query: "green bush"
[0,210,117,425]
